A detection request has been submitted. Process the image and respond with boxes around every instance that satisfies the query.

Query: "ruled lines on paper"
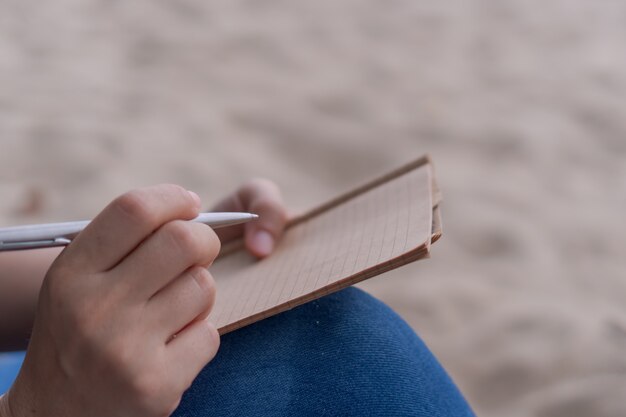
[209,163,433,332]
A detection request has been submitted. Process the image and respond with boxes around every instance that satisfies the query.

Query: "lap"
[0,288,474,416]
[173,287,475,417]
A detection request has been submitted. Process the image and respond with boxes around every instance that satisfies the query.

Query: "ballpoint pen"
[0,212,258,251]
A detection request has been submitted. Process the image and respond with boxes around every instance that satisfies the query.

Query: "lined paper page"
[210,160,434,333]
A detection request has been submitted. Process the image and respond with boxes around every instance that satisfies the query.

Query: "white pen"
[0,212,258,252]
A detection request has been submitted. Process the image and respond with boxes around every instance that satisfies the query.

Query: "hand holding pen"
[1,182,289,417]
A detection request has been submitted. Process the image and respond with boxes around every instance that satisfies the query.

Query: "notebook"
[210,155,442,334]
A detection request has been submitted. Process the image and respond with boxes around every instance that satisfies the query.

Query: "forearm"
[0,392,14,417]
[0,394,10,417]
[0,248,62,351]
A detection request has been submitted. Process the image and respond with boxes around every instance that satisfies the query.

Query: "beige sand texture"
[1,1,626,416]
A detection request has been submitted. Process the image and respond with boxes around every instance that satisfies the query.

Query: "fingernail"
[251,230,274,257]
[187,190,201,208]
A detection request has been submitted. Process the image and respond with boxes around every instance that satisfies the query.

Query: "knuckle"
[165,221,197,252]
[164,222,219,265]
[159,183,190,203]
[191,224,220,265]
[113,191,156,226]
[205,227,221,259]
[189,267,216,306]
[204,324,221,360]
[189,267,215,293]
[161,183,187,194]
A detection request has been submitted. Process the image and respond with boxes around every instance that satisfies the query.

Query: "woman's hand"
[210,179,289,258]
[1,185,221,417]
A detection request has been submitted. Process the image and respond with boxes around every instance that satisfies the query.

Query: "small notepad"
[210,155,441,334]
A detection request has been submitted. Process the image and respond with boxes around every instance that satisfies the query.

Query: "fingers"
[147,266,216,339]
[165,318,220,390]
[113,221,220,300]
[242,182,288,258]
[64,184,201,272]
[212,178,288,258]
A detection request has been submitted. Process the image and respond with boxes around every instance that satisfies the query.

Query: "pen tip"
[251,214,259,219]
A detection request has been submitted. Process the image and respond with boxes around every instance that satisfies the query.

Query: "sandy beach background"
[1,1,625,415]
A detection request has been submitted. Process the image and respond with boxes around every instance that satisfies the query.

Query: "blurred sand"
[1,1,626,415]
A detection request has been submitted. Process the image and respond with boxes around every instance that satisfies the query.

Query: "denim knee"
[174,287,474,417]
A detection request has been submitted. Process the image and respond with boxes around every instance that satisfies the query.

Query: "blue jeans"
[1,288,474,416]
[0,351,24,395]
